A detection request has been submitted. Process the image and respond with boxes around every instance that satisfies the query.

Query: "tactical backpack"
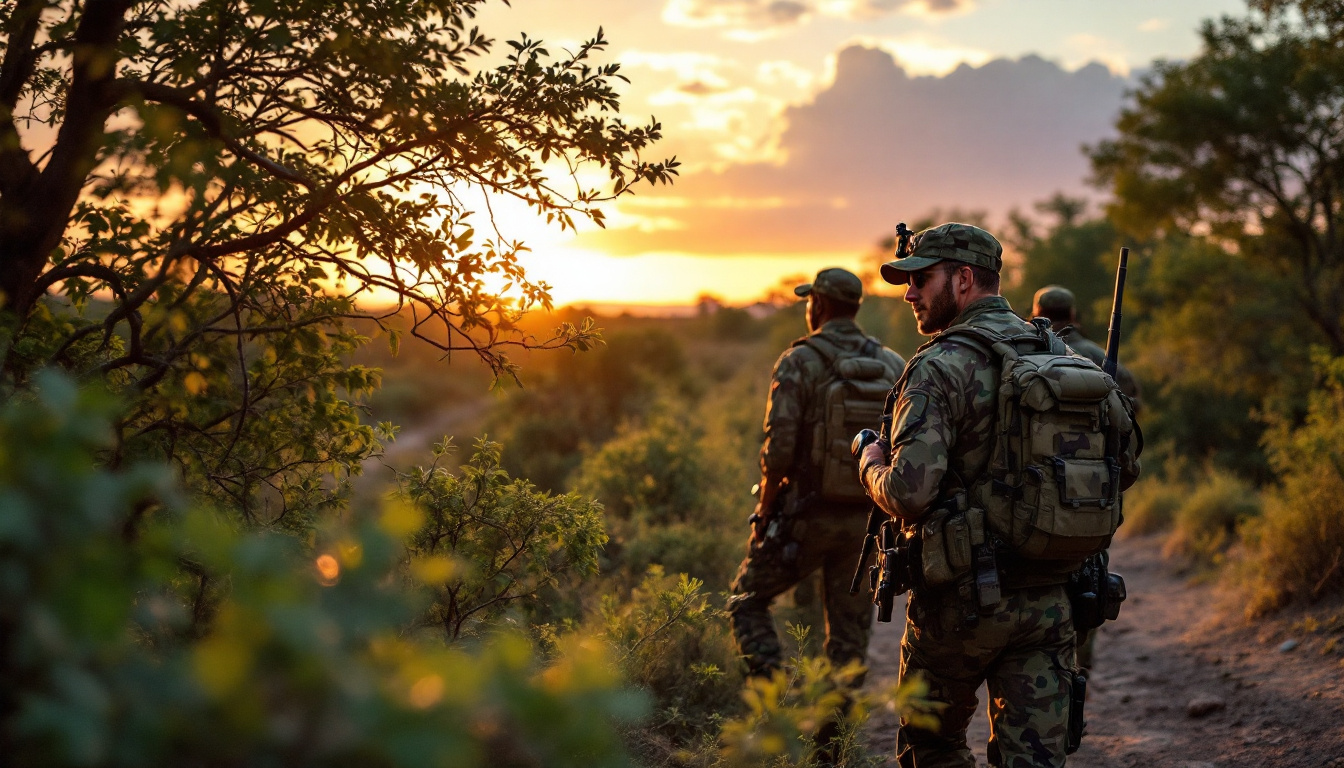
[801,336,901,503]
[944,320,1136,566]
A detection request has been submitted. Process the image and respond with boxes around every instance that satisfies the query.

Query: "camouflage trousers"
[727,507,872,677]
[897,583,1077,768]
[1076,626,1096,675]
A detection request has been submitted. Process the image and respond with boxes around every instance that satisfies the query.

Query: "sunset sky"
[471,0,1247,309]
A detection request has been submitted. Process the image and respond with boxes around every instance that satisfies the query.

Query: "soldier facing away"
[1031,285,1141,410]
[727,267,905,679]
[857,224,1141,767]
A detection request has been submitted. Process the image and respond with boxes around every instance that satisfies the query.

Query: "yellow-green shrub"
[1237,352,1344,616]
[1161,469,1261,569]
[1120,476,1187,536]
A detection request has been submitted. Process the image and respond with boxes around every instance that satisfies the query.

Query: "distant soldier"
[728,267,905,679]
[858,224,1141,767]
[1032,284,1142,678]
[1032,285,1141,408]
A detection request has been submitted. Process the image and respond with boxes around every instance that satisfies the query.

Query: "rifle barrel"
[1104,247,1129,379]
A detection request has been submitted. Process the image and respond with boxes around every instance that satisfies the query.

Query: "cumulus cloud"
[818,0,973,21]
[663,0,812,29]
[663,0,969,31]
[579,46,1128,255]
[858,36,991,76]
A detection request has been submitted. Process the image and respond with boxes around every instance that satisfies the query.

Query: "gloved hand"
[859,440,888,477]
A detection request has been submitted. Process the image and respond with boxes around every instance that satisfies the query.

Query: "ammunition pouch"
[919,505,976,587]
[918,498,1002,614]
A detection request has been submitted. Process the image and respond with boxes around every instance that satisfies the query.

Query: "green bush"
[0,375,644,767]
[598,567,743,760]
[490,328,696,493]
[393,437,607,641]
[572,407,743,589]
[1161,468,1261,569]
[1238,352,1344,615]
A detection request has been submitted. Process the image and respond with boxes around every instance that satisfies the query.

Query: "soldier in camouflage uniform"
[728,268,905,678]
[857,225,1141,768]
[1031,285,1142,678]
[1031,285,1141,411]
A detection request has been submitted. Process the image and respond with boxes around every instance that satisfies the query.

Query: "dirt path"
[861,535,1344,767]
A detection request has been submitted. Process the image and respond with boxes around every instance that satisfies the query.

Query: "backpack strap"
[801,334,881,378]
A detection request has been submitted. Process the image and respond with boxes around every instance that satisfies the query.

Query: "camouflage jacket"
[861,296,1140,523]
[1059,327,1142,410]
[761,318,905,484]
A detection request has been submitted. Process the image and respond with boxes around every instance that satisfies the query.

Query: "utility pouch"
[1104,571,1127,621]
[919,508,973,587]
[1067,552,1124,629]
[1067,672,1087,754]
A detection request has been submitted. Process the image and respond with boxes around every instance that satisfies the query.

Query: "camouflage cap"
[879,222,1003,285]
[795,267,863,304]
[1032,285,1076,313]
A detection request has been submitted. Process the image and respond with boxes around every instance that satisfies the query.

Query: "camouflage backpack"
[800,336,901,503]
[944,320,1136,565]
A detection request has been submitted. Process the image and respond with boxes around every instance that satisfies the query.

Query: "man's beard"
[915,277,958,334]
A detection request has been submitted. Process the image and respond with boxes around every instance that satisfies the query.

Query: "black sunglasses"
[908,263,966,290]
[907,269,941,290]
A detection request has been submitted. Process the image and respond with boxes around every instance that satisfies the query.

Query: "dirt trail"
[861,534,1344,767]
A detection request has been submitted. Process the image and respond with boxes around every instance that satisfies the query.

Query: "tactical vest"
[796,335,898,503]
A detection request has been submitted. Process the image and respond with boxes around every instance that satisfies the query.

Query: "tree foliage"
[1090,0,1344,352]
[1003,194,1119,335]
[0,0,676,522]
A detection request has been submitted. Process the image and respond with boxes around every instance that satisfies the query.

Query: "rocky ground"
[861,534,1344,767]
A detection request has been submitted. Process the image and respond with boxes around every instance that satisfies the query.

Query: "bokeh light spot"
[316,554,340,585]
[409,674,444,709]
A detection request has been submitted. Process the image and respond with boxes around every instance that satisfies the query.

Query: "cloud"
[579,46,1129,256]
[1064,33,1130,75]
[855,35,991,76]
[663,0,812,30]
[1138,17,1169,32]
[818,0,974,20]
[619,49,731,81]
[662,0,970,32]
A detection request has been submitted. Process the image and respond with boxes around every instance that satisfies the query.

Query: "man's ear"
[956,265,974,294]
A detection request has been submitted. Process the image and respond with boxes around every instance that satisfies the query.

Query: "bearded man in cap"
[857,224,1141,768]
[728,267,905,681]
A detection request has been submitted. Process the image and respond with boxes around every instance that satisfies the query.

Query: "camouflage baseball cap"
[879,222,1003,285]
[1032,285,1076,313]
[795,267,863,304]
